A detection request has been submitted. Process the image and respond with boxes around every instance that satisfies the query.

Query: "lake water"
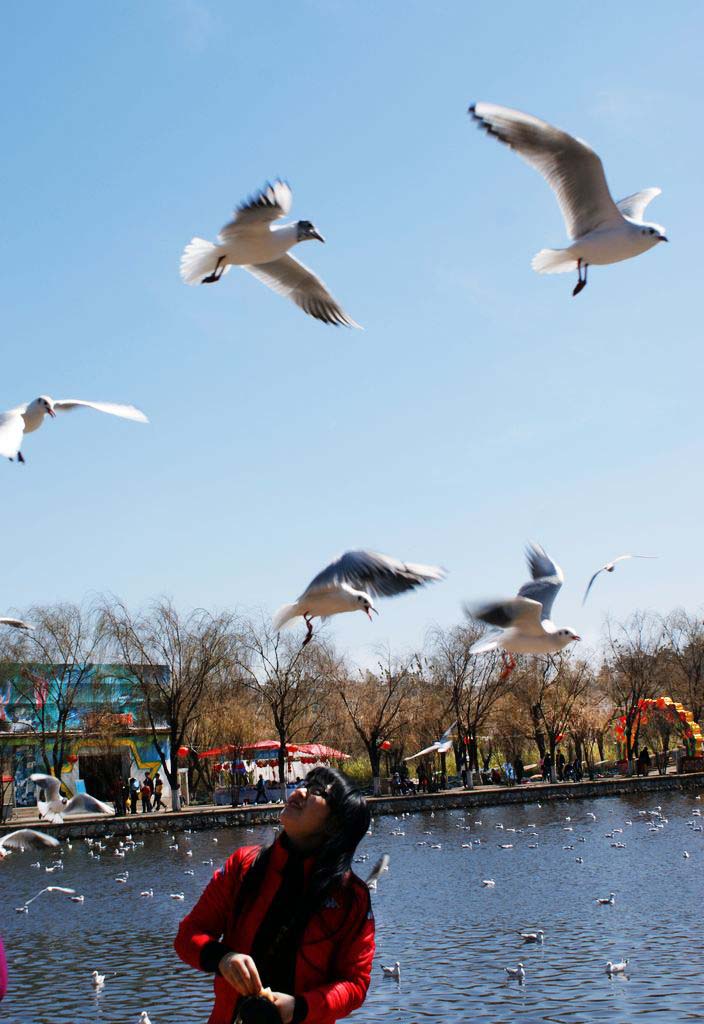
[2,789,703,1024]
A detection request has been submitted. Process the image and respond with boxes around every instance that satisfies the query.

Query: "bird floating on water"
[381,962,401,980]
[520,930,544,943]
[468,102,667,297]
[595,893,616,905]
[180,180,360,327]
[505,963,526,983]
[606,960,629,974]
[92,971,105,988]
[274,549,445,646]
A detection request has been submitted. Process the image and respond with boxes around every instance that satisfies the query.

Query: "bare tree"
[604,611,665,773]
[426,622,508,788]
[102,599,237,810]
[338,650,417,795]
[236,615,336,800]
[661,609,704,723]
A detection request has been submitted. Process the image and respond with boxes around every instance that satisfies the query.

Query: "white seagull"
[595,893,616,905]
[15,884,75,912]
[520,930,544,943]
[273,549,445,646]
[505,963,526,983]
[606,960,629,974]
[0,396,148,463]
[468,102,667,296]
[381,962,401,979]
[582,554,658,605]
[468,542,580,676]
[0,616,33,631]
[92,970,105,988]
[180,180,359,327]
[30,773,114,824]
[404,722,456,762]
[0,828,59,859]
[138,1015,152,1024]
[365,854,390,891]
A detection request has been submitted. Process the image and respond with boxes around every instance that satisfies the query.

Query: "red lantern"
[656,698,666,709]
[67,753,78,765]
[379,740,392,751]
[556,733,564,744]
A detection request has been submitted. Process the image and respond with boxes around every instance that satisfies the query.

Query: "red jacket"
[174,840,375,1024]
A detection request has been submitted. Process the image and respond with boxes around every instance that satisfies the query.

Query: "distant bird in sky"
[30,774,114,824]
[0,829,59,859]
[404,722,456,762]
[0,396,148,463]
[467,542,580,675]
[273,549,445,646]
[15,885,75,913]
[180,180,360,327]
[365,854,390,891]
[468,102,667,296]
[582,554,658,604]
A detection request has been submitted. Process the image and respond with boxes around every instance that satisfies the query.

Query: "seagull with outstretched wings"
[583,554,657,605]
[30,774,114,824]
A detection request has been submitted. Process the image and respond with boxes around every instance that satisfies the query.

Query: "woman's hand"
[269,991,296,1023]
[217,952,262,996]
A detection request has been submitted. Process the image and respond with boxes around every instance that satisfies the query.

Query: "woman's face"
[280,779,332,848]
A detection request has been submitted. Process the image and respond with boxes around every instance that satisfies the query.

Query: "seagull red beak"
[47,408,56,418]
[573,635,582,642]
[366,607,378,621]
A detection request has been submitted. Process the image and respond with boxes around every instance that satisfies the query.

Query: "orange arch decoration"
[614,696,703,755]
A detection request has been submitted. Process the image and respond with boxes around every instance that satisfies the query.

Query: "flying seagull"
[583,554,657,605]
[467,542,580,676]
[0,616,32,630]
[0,828,60,859]
[29,773,114,824]
[15,885,75,912]
[365,853,390,891]
[468,102,667,296]
[0,396,148,463]
[180,180,360,327]
[404,722,456,761]
[273,549,445,646]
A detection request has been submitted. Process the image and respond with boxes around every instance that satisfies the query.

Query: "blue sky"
[1,2,701,665]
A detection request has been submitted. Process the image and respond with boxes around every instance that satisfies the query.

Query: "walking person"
[556,751,566,782]
[153,772,167,811]
[175,767,375,1024]
[542,753,552,783]
[255,776,268,804]
[513,754,524,785]
[141,773,153,813]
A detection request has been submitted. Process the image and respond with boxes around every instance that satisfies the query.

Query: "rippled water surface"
[2,790,704,1023]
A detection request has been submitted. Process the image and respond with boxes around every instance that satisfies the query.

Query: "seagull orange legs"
[301,613,314,648]
[500,652,516,680]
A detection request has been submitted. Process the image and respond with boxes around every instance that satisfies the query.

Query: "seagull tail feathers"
[531,248,577,275]
[272,603,300,632]
[180,238,228,285]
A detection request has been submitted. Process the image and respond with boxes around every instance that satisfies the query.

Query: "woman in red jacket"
[175,767,375,1024]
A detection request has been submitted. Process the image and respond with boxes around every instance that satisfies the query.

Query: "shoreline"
[3,770,703,841]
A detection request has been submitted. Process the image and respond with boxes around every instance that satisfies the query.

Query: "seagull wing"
[0,828,60,852]
[405,741,441,760]
[582,568,605,605]
[583,553,657,604]
[517,542,564,621]
[0,618,33,630]
[365,853,390,886]
[218,180,293,239]
[303,550,445,600]
[242,255,361,328]
[53,400,149,423]
[0,410,26,459]
[29,773,61,802]
[616,188,661,222]
[64,794,114,816]
[469,102,622,239]
[470,596,545,635]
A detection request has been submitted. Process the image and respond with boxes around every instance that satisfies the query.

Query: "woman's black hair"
[230,767,370,944]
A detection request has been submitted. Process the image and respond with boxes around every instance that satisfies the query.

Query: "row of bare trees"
[1,601,703,806]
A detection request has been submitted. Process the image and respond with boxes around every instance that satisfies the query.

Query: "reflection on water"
[2,791,704,1023]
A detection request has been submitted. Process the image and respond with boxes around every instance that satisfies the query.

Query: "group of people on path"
[112,770,167,815]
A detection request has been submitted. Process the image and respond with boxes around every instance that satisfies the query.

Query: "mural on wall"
[0,664,170,805]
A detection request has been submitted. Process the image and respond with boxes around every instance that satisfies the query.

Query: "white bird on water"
[92,970,105,988]
[583,554,658,604]
[181,180,359,327]
[505,963,526,983]
[138,1014,152,1024]
[520,929,544,943]
[15,885,75,913]
[30,774,114,824]
[468,543,580,677]
[606,960,629,974]
[0,396,148,463]
[273,549,445,646]
[468,101,667,296]
[482,879,496,887]
[381,962,401,979]
[0,828,59,859]
[595,893,616,905]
